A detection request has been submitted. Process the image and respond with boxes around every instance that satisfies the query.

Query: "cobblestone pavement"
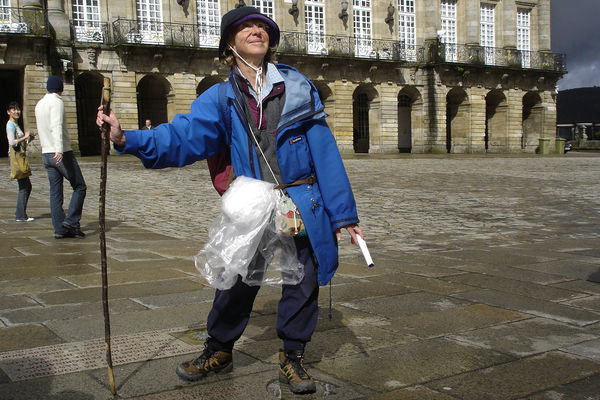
[0,153,599,399]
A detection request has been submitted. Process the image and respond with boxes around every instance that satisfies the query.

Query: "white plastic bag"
[195,176,304,290]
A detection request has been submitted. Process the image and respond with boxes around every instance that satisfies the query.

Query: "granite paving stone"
[0,324,64,352]
[366,385,460,400]
[0,277,75,296]
[341,292,472,319]
[551,279,600,296]
[452,288,600,327]
[454,263,571,285]
[444,273,585,302]
[561,338,600,363]
[365,272,474,295]
[426,352,600,400]
[449,317,599,357]
[522,373,600,400]
[314,338,514,391]
[515,260,600,281]
[383,304,531,339]
[0,295,38,311]
[562,295,600,312]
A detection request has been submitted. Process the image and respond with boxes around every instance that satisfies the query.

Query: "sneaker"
[176,342,233,381]
[16,217,35,222]
[62,221,85,237]
[279,349,316,394]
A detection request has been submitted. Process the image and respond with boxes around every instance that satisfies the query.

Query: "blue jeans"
[16,177,32,220]
[42,151,87,235]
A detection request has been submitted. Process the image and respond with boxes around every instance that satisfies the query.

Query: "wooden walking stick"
[99,77,117,396]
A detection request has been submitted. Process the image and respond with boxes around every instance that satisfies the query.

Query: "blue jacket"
[120,64,359,285]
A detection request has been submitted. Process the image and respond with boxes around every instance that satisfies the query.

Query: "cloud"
[552,0,600,89]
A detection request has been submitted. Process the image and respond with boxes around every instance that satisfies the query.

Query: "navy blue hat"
[219,6,280,59]
[47,76,64,93]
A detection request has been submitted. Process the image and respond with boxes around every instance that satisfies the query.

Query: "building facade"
[0,0,565,156]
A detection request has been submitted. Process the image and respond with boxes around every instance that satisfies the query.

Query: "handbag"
[9,144,32,180]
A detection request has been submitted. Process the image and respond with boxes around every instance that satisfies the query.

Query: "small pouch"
[275,191,306,237]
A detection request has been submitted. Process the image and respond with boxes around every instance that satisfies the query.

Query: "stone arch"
[352,84,379,153]
[485,89,508,153]
[397,86,422,153]
[137,74,172,129]
[313,81,335,133]
[522,91,543,151]
[74,71,104,156]
[446,87,470,153]
[197,76,224,97]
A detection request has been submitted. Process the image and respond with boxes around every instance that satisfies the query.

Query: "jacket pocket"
[280,133,313,180]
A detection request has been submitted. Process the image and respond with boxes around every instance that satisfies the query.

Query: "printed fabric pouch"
[9,144,31,180]
[275,190,306,237]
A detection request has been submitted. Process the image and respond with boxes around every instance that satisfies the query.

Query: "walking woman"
[6,101,35,222]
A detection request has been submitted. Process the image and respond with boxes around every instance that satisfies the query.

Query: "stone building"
[0,0,565,156]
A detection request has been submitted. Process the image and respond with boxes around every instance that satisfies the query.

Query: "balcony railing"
[279,30,424,63]
[0,6,49,35]
[74,22,111,44]
[112,18,219,48]
[434,43,566,72]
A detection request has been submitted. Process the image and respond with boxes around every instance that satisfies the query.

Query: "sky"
[551,0,600,90]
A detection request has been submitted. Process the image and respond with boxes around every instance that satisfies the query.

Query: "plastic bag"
[195,176,304,290]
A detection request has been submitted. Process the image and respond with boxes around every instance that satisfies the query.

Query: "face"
[230,18,270,61]
[7,107,21,120]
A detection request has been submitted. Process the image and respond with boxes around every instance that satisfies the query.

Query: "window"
[480,3,495,65]
[517,8,531,68]
[0,0,29,33]
[252,0,273,19]
[135,0,163,44]
[197,0,220,48]
[440,0,457,62]
[305,0,326,54]
[72,0,102,42]
[353,0,373,58]
[398,0,416,61]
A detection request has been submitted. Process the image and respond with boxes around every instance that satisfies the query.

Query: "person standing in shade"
[142,119,152,130]
[35,76,87,239]
[6,101,35,222]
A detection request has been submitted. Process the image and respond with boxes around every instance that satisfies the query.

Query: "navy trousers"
[207,237,319,351]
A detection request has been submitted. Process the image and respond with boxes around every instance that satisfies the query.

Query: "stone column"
[45,0,71,42]
[502,0,517,49]
[537,0,551,51]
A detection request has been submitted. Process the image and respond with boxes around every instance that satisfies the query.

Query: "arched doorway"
[398,93,412,153]
[137,74,171,129]
[485,90,508,153]
[75,72,104,156]
[313,81,334,136]
[352,85,378,153]
[0,69,23,158]
[522,92,543,151]
[446,88,470,153]
[196,76,224,97]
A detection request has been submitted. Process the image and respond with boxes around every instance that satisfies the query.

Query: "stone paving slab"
[0,324,64,352]
[454,263,570,285]
[523,373,600,400]
[341,292,472,319]
[561,338,600,363]
[449,317,599,357]
[515,260,600,281]
[452,289,600,327]
[563,295,600,312]
[444,272,585,302]
[425,352,600,400]
[314,338,514,392]
[365,272,474,295]
[383,304,531,339]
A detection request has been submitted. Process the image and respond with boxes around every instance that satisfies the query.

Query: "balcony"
[0,6,49,36]
[434,43,566,72]
[74,22,111,44]
[279,31,424,63]
[112,18,219,48]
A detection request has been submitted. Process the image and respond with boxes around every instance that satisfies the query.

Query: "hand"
[22,131,30,140]
[27,131,35,141]
[335,224,363,246]
[97,105,125,147]
[54,152,63,164]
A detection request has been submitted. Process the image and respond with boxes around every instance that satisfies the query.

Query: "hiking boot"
[176,342,232,381]
[279,349,316,394]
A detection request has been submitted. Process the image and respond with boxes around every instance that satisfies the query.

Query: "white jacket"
[35,93,72,154]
